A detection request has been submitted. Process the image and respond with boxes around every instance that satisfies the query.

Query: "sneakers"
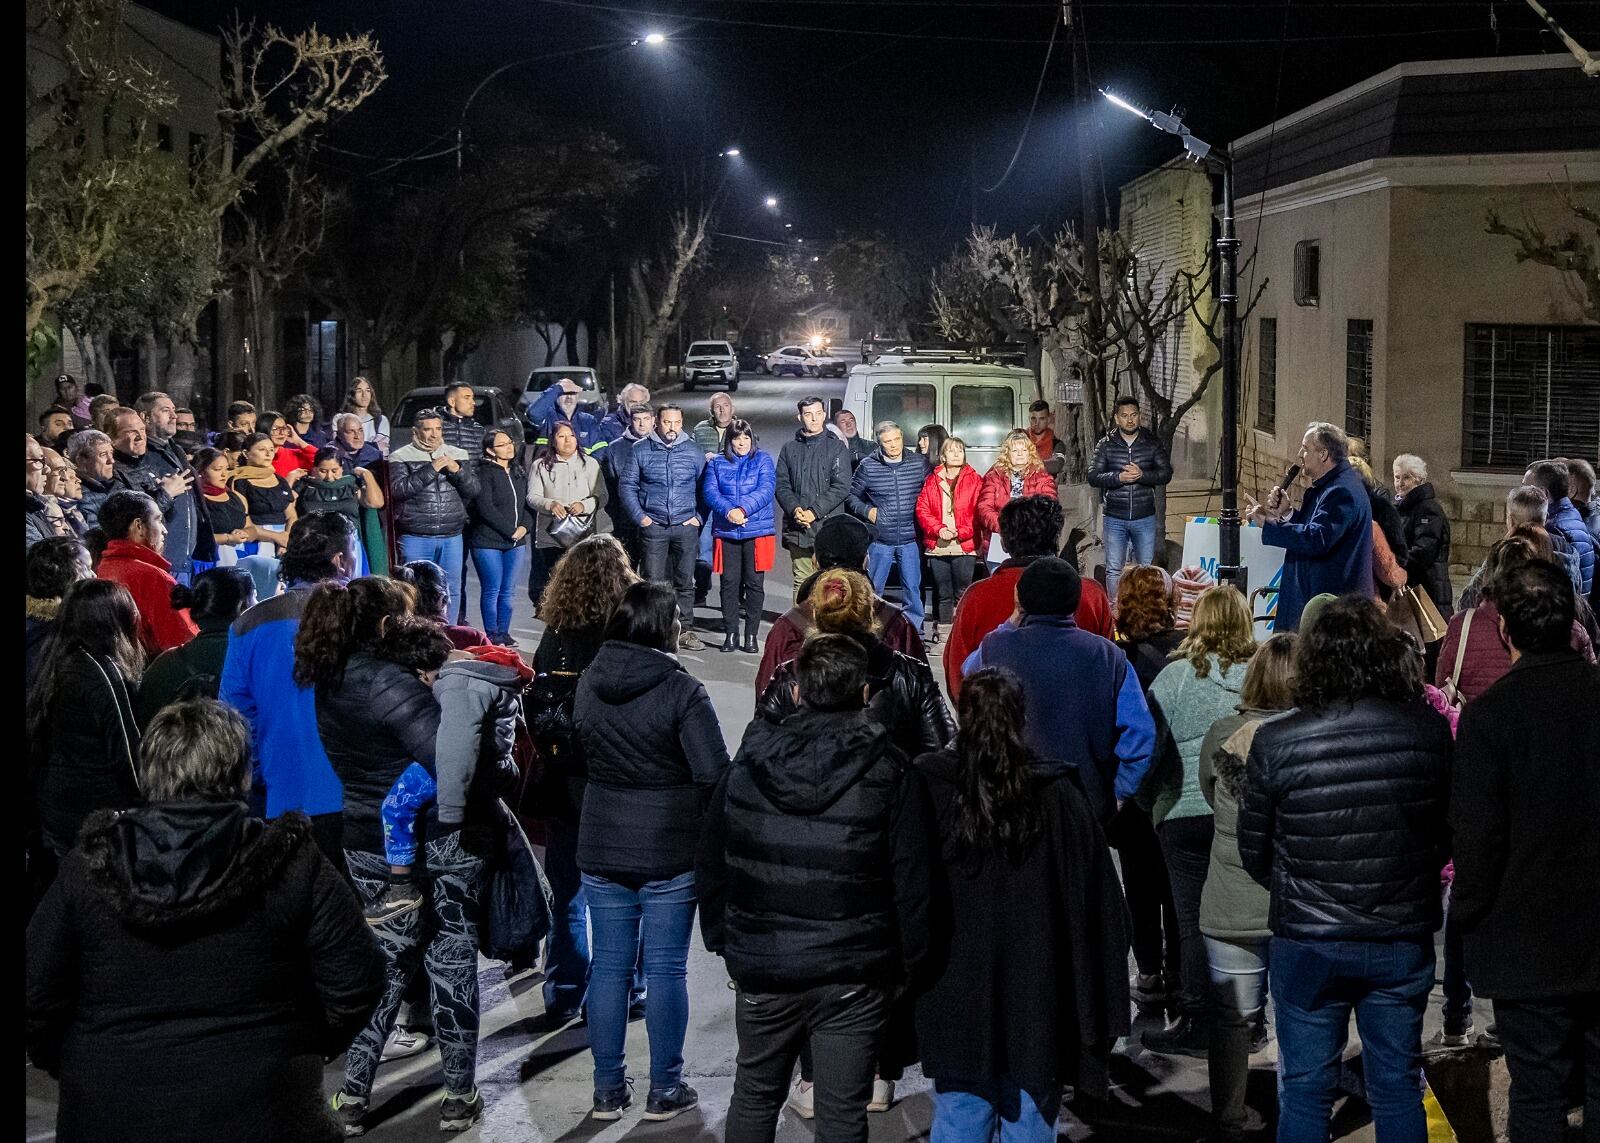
[628,996,648,1022]
[380,1025,432,1062]
[1143,1014,1211,1058]
[330,1092,368,1137]
[868,1078,896,1113]
[1438,1022,1475,1048]
[678,631,704,652]
[642,1082,700,1122]
[786,1079,815,1120]
[440,1088,483,1132]
[591,1080,634,1121]
[1130,972,1167,1009]
[364,879,423,927]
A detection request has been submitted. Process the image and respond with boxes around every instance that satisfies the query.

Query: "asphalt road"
[24,371,1473,1143]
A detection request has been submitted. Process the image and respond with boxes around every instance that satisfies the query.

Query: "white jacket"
[526,451,607,548]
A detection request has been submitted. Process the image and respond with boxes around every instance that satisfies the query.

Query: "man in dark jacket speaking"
[848,421,932,634]
[700,634,935,1143]
[1247,421,1373,631]
[775,396,852,597]
[389,408,481,616]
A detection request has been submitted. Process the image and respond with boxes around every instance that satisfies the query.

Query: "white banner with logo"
[1179,517,1287,638]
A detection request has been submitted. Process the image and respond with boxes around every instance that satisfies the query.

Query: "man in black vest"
[699,635,934,1143]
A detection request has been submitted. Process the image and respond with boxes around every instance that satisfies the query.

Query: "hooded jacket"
[388,442,480,537]
[704,448,778,542]
[432,658,524,826]
[697,706,934,993]
[755,575,927,696]
[26,803,384,1143]
[1237,696,1451,940]
[1395,482,1453,611]
[618,431,705,528]
[573,640,729,881]
[1147,653,1250,824]
[1198,711,1278,940]
[774,428,852,549]
[1088,426,1173,521]
[847,448,931,546]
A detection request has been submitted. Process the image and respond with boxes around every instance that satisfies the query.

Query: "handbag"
[547,511,592,548]
[1439,607,1474,709]
[1388,584,1448,647]
[478,799,554,963]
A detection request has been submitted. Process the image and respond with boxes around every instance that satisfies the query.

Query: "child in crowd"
[367,635,531,924]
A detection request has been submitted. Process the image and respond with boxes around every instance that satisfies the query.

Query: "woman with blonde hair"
[1143,585,1257,1057]
[975,429,1055,562]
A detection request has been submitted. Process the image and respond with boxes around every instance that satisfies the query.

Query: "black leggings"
[719,537,767,636]
[925,554,975,625]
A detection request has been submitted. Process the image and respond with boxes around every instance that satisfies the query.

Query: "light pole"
[1101,88,1245,592]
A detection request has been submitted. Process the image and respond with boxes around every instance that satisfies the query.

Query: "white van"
[837,347,1034,473]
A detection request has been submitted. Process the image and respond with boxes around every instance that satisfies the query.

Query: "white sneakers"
[784,1076,895,1118]
[868,1079,896,1113]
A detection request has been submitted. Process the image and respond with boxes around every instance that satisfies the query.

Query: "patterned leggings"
[342,829,488,1099]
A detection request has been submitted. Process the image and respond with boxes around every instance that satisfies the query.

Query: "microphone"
[1275,463,1302,493]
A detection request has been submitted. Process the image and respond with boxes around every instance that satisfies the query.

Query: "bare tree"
[1486,178,1600,322]
[628,207,711,389]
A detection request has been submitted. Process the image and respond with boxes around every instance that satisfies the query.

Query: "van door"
[947,379,1020,473]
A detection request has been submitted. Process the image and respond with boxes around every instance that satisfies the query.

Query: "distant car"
[763,344,847,378]
[735,345,765,373]
[393,386,524,448]
[682,340,740,392]
[518,366,603,420]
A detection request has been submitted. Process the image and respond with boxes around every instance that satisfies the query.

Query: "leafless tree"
[628,207,711,389]
[1486,177,1600,322]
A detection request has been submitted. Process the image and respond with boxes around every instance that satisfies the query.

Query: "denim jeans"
[1270,936,1434,1143]
[1440,885,1473,1034]
[1103,513,1159,602]
[1205,935,1271,1141]
[399,532,465,617]
[696,516,715,602]
[641,523,700,630]
[470,543,529,639]
[541,818,590,1015]
[582,870,696,1095]
[932,1082,1060,1143]
[866,540,924,630]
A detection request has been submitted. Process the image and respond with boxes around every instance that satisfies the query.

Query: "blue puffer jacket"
[619,431,706,527]
[704,450,778,541]
[1548,497,1596,597]
[848,450,931,545]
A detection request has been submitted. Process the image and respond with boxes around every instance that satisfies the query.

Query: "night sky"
[144,0,1596,247]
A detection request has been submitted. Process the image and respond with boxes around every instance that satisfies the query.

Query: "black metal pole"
[1214,148,1245,593]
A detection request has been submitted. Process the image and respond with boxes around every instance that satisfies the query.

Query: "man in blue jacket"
[219,512,358,868]
[1248,421,1373,631]
[620,404,707,650]
[960,557,1156,821]
[847,421,931,633]
[1524,458,1596,598]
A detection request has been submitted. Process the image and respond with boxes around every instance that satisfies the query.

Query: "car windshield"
[530,368,595,387]
[688,343,727,356]
[394,393,497,428]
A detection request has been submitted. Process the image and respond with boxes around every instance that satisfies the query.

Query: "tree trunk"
[416,328,443,389]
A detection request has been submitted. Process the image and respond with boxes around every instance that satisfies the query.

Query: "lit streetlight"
[1101,86,1244,590]
[720,148,741,157]
[643,32,666,45]
[764,196,778,208]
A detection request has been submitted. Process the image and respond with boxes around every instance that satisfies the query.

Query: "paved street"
[25,371,1472,1142]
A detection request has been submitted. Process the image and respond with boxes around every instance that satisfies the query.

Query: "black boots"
[721,631,739,653]
[743,632,758,653]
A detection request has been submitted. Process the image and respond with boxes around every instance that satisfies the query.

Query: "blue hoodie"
[219,586,343,818]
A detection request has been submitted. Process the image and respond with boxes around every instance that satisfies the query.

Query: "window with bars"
[1257,318,1278,433]
[1345,320,1374,442]
[1294,240,1320,307]
[1461,324,1600,469]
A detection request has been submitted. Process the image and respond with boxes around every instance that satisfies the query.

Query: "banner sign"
[1180,517,1286,637]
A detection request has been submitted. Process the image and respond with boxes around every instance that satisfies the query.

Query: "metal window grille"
[1461,324,1600,468]
[1345,319,1374,442]
[1257,318,1277,433]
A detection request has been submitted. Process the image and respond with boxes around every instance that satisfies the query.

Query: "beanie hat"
[1298,592,1339,635]
[1017,556,1082,617]
[814,514,873,571]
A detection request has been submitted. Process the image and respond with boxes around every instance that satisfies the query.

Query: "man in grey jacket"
[390,409,481,616]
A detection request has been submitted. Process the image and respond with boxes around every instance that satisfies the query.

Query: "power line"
[980,11,1060,194]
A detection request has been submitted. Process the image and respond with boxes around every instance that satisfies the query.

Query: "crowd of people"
[23,370,1600,1143]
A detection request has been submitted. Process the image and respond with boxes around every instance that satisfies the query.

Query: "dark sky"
[144,0,1596,249]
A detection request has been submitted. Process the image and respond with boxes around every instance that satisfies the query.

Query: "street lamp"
[643,32,666,45]
[1101,87,1245,591]
[764,196,779,208]
[720,148,741,157]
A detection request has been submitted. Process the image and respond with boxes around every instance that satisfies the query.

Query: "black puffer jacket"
[31,648,141,857]
[573,640,729,882]
[1237,697,1451,940]
[697,706,934,993]
[774,429,853,549]
[1396,482,1453,612]
[316,652,441,853]
[26,803,384,1143]
[1087,427,1173,521]
[388,443,481,537]
[440,411,485,457]
[758,636,954,757]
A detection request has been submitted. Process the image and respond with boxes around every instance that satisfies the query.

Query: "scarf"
[231,463,278,483]
[1028,426,1057,456]
[200,481,230,498]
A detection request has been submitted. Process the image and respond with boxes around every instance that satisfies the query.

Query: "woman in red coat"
[916,437,983,644]
[976,430,1056,565]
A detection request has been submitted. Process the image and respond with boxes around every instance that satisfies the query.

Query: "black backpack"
[520,637,587,819]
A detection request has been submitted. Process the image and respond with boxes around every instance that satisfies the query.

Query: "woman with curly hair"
[1196,632,1297,1141]
[975,429,1055,563]
[530,534,639,1020]
[1236,597,1450,1143]
[1143,585,1257,1057]
[1116,565,1186,690]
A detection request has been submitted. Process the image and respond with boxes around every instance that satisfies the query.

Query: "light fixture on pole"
[764,196,779,208]
[643,32,666,45]
[720,148,741,157]
[1101,86,1245,591]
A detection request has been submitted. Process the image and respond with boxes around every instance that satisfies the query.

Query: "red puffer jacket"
[975,466,1056,556]
[915,465,983,554]
[1435,599,1594,705]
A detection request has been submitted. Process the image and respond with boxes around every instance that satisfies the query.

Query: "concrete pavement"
[24,372,1484,1142]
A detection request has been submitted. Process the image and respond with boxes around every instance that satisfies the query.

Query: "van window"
[870,383,937,434]
[950,384,1015,449]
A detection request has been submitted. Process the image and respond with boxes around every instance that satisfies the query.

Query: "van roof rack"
[858,339,1029,366]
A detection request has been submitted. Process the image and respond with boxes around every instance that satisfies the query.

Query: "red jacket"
[96,539,198,656]
[944,558,1114,699]
[975,466,1057,557]
[1434,599,1594,705]
[915,465,983,554]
